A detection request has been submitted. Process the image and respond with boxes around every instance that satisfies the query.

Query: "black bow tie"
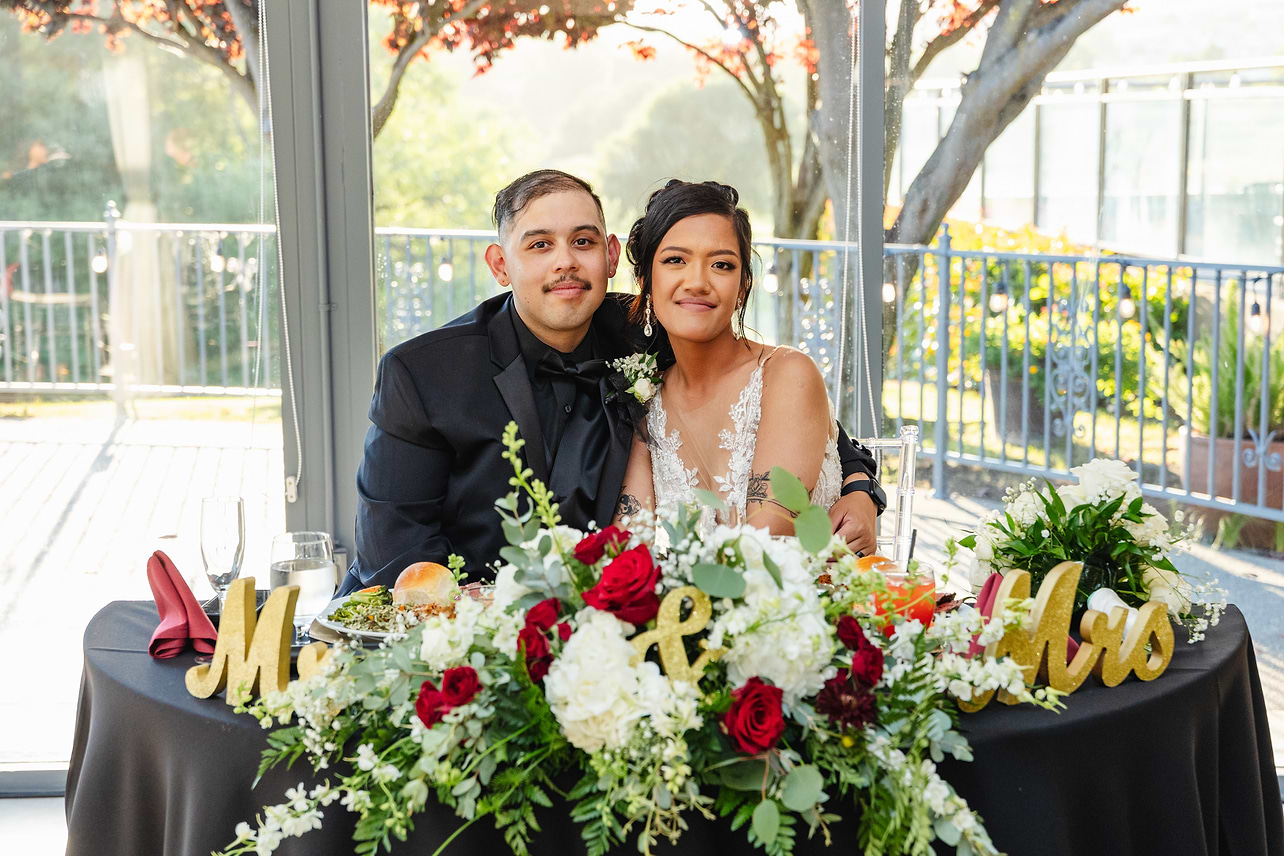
[535,353,608,388]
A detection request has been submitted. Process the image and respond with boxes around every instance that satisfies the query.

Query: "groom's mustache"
[543,276,591,293]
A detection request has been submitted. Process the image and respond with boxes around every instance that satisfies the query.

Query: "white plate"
[314,593,400,642]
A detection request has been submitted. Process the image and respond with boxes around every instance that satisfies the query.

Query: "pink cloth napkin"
[147,550,218,659]
[969,572,1078,662]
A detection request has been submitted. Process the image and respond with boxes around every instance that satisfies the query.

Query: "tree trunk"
[888,0,1128,247]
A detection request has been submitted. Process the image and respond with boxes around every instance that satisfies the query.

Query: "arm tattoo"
[616,493,641,518]
[745,470,798,518]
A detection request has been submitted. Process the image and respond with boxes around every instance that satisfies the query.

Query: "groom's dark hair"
[626,179,755,334]
[492,169,605,240]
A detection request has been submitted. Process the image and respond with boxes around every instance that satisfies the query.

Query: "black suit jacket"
[343,293,641,591]
[344,292,881,592]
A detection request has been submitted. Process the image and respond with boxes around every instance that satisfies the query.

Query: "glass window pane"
[0,10,284,766]
[1037,101,1101,243]
[1101,98,1182,254]
[983,108,1035,227]
[1185,96,1284,264]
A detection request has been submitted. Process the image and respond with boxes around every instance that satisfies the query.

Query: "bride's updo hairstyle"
[626,179,754,336]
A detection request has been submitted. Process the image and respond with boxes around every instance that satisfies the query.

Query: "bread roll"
[393,562,455,607]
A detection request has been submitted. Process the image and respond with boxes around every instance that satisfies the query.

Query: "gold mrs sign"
[185,577,331,706]
[959,561,1174,712]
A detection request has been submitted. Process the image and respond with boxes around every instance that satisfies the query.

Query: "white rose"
[1056,482,1089,511]
[1142,567,1192,617]
[633,377,657,402]
[1071,459,1141,504]
[972,530,995,563]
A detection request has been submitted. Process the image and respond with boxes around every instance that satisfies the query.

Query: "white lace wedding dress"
[646,354,842,540]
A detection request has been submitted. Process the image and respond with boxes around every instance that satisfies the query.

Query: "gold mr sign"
[630,586,727,685]
[186,577,332,706]
[959,561,1174,712]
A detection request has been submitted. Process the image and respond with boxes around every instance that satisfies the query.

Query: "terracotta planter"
[1174,429,1284,546]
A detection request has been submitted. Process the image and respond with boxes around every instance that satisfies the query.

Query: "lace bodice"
[646,358,842,541]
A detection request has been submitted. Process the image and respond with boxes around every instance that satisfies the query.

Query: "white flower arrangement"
[220,423,1061,856]
[956,457,1226,642]
[609,351,661,404]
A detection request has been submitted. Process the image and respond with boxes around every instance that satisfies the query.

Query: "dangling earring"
[643,298,653,337]
[733,295,744,339]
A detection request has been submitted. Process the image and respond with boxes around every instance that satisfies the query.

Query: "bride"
[613,180,841,537]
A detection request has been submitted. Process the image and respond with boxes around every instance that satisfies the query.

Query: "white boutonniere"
[609,352,662,405]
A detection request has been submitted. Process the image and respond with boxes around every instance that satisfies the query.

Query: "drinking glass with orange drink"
[852,554,937,634]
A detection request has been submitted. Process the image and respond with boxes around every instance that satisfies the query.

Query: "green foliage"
[1168,284,1284,438]
[964,483,1175,610]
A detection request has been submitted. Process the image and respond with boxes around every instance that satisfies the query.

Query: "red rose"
[557,621,572,642]
[815,670,877,731]
[525,598,562,632]
[850,644,884,688]
[836,615,870,651]
[721,677,786,755]
[518,625,552,683]
[440,666,481,707]
[415,680,449,728]
[573,526,630,565]
[582,544,661,625]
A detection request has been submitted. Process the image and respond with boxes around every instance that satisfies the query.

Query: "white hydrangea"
[1006,487,1045,528]
[544,609,647,752]
[1123,502,1172,549]
[418,595,484,671]
[708,528,836,704]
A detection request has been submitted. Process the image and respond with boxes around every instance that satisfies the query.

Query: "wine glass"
[269,532,336,644]
[200,497,245,612]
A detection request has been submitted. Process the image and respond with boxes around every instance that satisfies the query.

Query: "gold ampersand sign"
[959,561,1175,712]
[630,586,727,685]
[185,577,330,705]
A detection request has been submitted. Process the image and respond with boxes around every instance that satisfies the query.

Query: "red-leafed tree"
[1,0,632,138]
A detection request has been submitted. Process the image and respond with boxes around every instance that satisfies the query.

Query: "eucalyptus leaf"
[794,506,833,554]
[538,535,552,557]
[389,680,411,709]
[752,799,780,846]
[522,519,540,541]
[502,519,525,547]
[720,759,769,791]
[769,467,811,513]
[780,765,824,812]
[451,776,478,797]
[693,488,729,513]
[390,646,414,675]
[478,754,498,786]
[934,816,962,846]
[499,546,531,571]
[761,551,783,589]
[693,563,747,599]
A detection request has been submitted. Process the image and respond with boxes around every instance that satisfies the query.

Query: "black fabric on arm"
[344,352,455,593]
[836,422,877,480]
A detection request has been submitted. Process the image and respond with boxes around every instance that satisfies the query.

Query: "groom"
[341,170,883,592]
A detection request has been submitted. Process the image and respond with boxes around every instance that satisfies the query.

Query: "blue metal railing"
[4,214,1283,525]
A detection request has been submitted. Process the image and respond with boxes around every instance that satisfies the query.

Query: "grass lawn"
[0,395,283,423]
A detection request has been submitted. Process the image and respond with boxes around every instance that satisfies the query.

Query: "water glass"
[269,532,336,644]
[200,497,245,611]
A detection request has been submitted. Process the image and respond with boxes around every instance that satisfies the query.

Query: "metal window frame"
[263,0,376,552]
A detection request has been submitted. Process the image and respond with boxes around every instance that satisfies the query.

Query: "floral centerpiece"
[955,458,1225,642]
[220,423,1059,856]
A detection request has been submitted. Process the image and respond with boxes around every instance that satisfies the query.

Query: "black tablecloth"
[66,602,1283,856]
